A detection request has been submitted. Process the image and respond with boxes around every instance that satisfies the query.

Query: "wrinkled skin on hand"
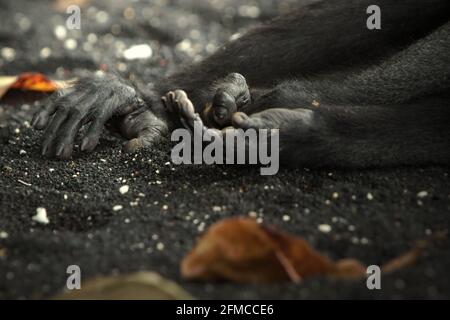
[32,74,168,159]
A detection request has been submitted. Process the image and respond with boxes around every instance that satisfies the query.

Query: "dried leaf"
[0,73,72,100]
[181,218,366,283]
[11,73,59,92]
[0,76,18,98]
[54,0,90,12]
[53,271,193,300]
[381,240,426,273]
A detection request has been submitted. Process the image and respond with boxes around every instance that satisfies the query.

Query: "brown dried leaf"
[181,218,366,283]
[53,0,90,12]
[0,73,73,100]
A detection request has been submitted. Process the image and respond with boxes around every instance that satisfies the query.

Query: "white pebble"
[361,237,370,245]
[156,242,164,251]
[40,47,52,59]
[1,47,16,61]
[212,206,221,212]
[19,149,26,155]
[332,192,339,199]
[0,231,8,239]
[417,191,428,198]
[64,38,77,50]
[119,185,129,194]
[123,44,152,60]
[197,222,206,233]
[32,207,49,224]
[367,192,374,200]
[282,215,291,222]
[112,205,123,211]
[318,224,332,233]
[248,211,257,218]
[54,25,67,40]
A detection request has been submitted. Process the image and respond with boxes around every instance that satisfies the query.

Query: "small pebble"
[367,193,374,200]
[0,231,8,239]
[40,47,52,59]
[1,47,16,61]
[123,44,152,60]
[112,205,123,211]
[156,242,164,251]
[318,224,332,233]
[119,185,129,194]
[417,191,428,198]
[32,207,49,224]
[64,38,77,50]
[282,215,291,222]
[248,211,257,218]
[54,25,67,40]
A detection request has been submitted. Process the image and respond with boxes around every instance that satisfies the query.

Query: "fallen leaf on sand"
[53,0,90,12]
[181,218,365,283]
[181,218,425,283]
[0,76,17,98]
[0,73,71,99]
[53,271,193,300]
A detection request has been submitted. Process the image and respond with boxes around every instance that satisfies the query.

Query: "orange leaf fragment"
[181,218,366,283]
[10,72,59,92]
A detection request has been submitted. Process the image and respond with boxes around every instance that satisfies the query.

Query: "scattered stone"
[119,185,129,194]
[40,47,52,59]
[0,231,8,239]
[32,207,49,224]
[417,191,428,198]
[367,192,374,200]
[64,38,78,50]
[1,47,16,61]
[123,44,152,60]
[17,179,31,186]
[248,211,257,218]
[282,215,291,222]
[318,224,332,233]
[54,25,67,40]
[113,205,123,212]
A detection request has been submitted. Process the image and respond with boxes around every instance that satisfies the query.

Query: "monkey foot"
[162,90,223,139]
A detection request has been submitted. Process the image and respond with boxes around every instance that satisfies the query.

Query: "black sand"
[0,0,449,299]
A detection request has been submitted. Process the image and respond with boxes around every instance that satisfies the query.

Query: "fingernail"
[81,138,88,151]
[31,116,39,127]
[55,145,64,157]
[41,145,48,156]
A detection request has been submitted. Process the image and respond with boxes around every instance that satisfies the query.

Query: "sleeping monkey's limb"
[244,21,450,115]
[235,99,450,167]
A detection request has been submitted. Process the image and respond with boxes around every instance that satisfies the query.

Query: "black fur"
[34,0,450,167]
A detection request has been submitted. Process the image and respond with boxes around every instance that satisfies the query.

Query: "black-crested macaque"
[32,0,450,168]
